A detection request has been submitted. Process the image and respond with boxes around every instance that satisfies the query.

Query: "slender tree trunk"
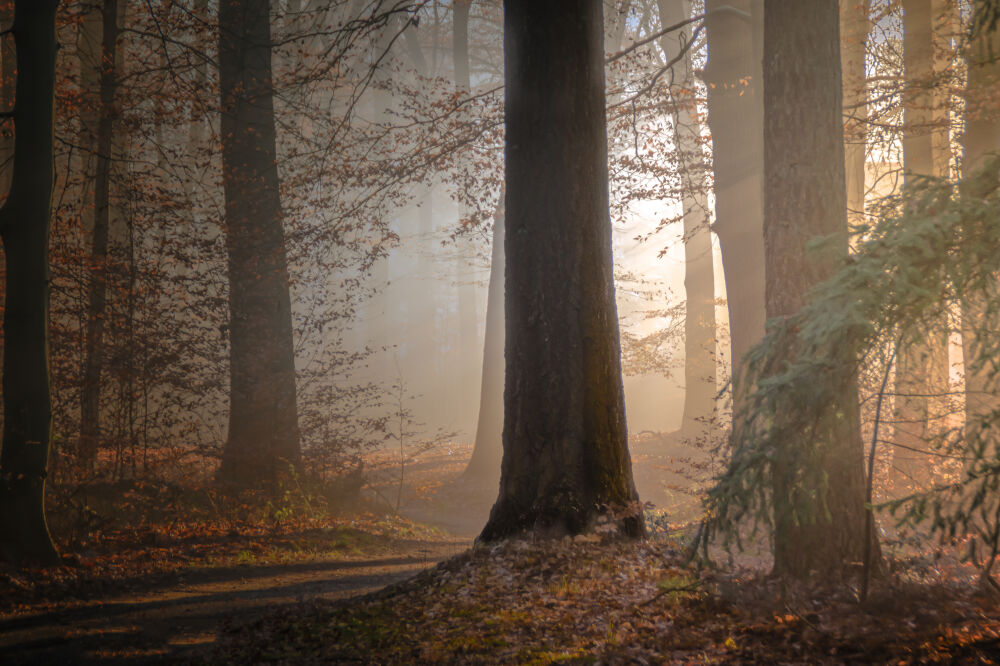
[0,0,60,565]
[764,0,875,578]
[80,0,120,471]
[0,1,13,438]
[453,0,471,91]
[962,0,1000,441]
[657,0,717,441]
[459,0,505,483]
[892,0,951,493]
[841,0,869,234]
[703,0,764,426]
[217,0,302,487]
[452,0,478,421]
[463,193,504,483]
[480,0,643,541]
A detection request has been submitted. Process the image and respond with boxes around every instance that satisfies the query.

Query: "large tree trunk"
[657,0,717,442]
[0,0,60,565]
[217,0,302,487]
[703,0,765,426]
[480,0,643,541]
[79,0,120,472]
[764,0,874,578]
[893,0,951,493]
[961,1,1000,442]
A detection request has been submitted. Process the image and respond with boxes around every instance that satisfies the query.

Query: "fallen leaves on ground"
[213,536,1000,664]
[0,512,454,616]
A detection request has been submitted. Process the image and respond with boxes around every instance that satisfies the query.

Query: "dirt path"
[0,540,468,665]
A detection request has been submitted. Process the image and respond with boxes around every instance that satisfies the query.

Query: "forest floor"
[212,535,1000,665]
[5,435,1000,664]
[0,518,468,664]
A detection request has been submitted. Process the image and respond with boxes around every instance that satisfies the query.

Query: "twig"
[606,13,706,63]
[861,340,898,602]
[637,582,700,607]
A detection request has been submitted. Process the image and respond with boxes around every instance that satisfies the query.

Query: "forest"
[2,0,1000,663]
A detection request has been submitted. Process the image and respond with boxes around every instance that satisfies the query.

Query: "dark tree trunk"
[763,0,875,578]
[217,0,301,487]
[894,0,950,493]
[79,0,120,471]
[480,0,643,541]
[463,195,504,483]
[703,0,765,419]
[0,0,60,565]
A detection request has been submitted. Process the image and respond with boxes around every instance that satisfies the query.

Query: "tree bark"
[961,0,1000,443]
[841,0,869,234]
[480,0,643,541]
[657,0,717,442]
[894,0,951,493]
[703,0,764,424]
[453,0,471,91]
[764,0,874,578]
[0,0,60,565]
[79,0,121,471]
[217,0,302,487]
[463,194,504,483]
[452,0,479,424]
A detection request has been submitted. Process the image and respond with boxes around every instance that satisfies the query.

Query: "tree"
[962,0,1000,442]
[464,192,504,482]
[452,0,480,434]
[656,0,718,442]
[480,0,643,540]
[763,0,874,577]
[702,0,764,419]
[893,0,951,492]
[0,0,61,564]
[216,0,301,487]
[841,0,869,236]
[79,0,122,470]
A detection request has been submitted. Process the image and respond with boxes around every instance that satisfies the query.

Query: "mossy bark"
[479,0,642,541]
[0,0,60,566]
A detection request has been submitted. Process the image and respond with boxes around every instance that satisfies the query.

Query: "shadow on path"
[1,542,467,665]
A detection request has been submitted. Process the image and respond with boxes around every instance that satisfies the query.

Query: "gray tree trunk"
[703,0,765,428]
[764,0,875,578]
[657,0,717,442]
[463,195,504,483]
[894,0,951,493]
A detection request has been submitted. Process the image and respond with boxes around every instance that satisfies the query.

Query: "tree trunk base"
[0,482,59,566]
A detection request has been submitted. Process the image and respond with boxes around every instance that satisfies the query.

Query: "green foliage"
[704,156,1000,567]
